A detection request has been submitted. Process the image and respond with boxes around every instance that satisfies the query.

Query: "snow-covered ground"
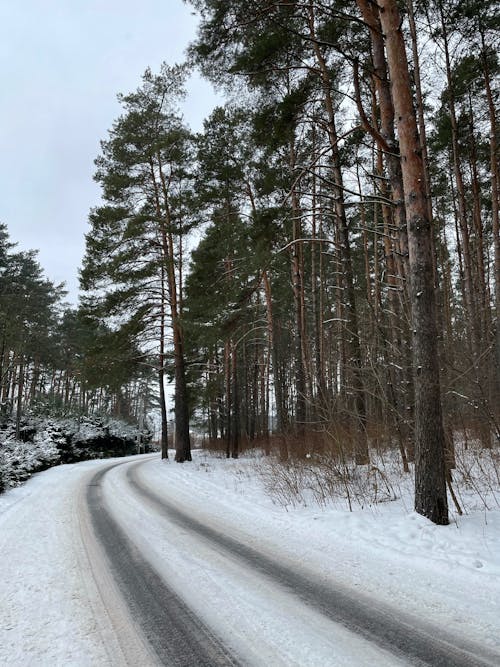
[0,449,499,665]
[125,451,500,658]
[0,459,119,665]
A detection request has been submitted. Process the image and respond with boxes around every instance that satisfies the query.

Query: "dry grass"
[200,424,500,513]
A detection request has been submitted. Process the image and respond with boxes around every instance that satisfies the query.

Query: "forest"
[1,0,498,527]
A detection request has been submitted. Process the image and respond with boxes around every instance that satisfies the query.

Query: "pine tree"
[81,64,195,461]
[375,0,449,524]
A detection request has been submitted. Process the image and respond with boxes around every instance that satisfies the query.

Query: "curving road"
[80,457,499,667]
[85,463,239,666]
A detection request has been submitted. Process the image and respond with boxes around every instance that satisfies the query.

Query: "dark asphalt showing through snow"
[86,464,241,667]
[87,459,500,666]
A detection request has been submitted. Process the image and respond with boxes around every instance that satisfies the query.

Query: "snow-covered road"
[1,452,499,665]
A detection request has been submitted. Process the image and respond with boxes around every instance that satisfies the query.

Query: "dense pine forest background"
[1,0,498,525]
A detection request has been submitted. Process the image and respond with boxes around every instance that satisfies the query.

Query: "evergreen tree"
[81,63,195,461]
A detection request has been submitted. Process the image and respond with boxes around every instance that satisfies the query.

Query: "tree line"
[0,224,153,436]
[80,0,498,525]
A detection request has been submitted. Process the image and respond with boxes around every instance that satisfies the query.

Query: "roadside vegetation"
[2,1,499,525]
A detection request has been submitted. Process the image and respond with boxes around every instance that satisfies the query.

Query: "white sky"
[0,0,221,302]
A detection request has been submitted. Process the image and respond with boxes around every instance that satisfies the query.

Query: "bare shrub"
[259,457,309,508]
[202,422,499,515]
[452,438,500,511]
[258,427,401,511]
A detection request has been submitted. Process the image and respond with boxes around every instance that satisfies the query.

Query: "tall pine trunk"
[154,154,192,462]
[378,0,448,525]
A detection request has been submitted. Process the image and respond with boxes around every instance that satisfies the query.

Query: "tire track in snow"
[126,459,499,667]
[86,463,241,667]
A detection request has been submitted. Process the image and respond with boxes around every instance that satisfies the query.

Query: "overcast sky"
[0,0,221,303]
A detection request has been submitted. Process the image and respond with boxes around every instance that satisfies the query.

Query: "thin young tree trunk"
[159,262,169,460]
[224,339,231,458]
[481,29,500,407]
[231,342,239,459]
[468,105,489,341]
[310,140,324,410]
[263,270,288,461]
[9,359,17,411]
[438,5,480,361]
[0,331,5,398]
[28,357,40,406]
[251,340,259,441]
[289,141,307,455]
[15,356,25,440]
[308,2,369,464]
[261,344,270,453]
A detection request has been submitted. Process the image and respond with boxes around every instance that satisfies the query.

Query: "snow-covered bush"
[0,415,152,492]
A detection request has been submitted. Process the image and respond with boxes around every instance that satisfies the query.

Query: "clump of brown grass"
[257,425,400,511]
